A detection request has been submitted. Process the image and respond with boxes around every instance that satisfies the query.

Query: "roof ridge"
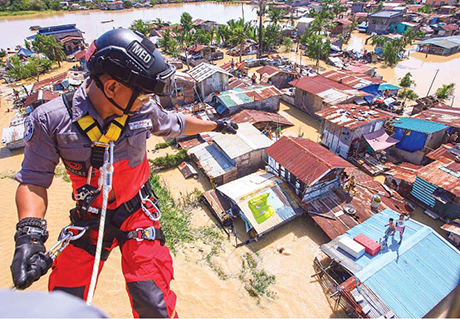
[287,136,333,169]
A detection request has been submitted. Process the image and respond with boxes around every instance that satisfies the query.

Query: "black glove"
[11,217,52,290]
[213,120,239,135]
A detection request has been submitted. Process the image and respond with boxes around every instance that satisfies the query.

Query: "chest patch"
[129,119,152,131]
[63,159,88,177]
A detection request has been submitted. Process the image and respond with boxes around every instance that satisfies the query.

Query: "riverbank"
[0,9,60,18]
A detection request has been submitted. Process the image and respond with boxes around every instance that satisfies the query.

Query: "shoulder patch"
[23,117,34,142]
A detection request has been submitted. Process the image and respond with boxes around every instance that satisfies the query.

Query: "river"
[0,2,256,49]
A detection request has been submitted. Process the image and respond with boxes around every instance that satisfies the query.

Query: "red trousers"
[48,208,178,318]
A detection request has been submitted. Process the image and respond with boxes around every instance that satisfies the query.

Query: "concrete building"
[297,17,315,35]
[188,62,232,100]
[187,44,223,61]
[351,2,365,13]
[367,11,404,34]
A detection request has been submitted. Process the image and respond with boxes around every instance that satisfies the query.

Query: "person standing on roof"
[395,214,410,245]
[10,29,238,318]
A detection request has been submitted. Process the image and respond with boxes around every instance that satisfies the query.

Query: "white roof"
[217,171,277,201]
[297,17,315,24]
[188,62,232,83]
[318,89,350,105]
[211,123,274,159]
[188,142,236,178]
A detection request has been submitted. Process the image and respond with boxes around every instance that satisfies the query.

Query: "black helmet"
[86,28,175,96]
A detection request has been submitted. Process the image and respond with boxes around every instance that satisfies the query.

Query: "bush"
[154,140,175,150]
[149,149,188,170]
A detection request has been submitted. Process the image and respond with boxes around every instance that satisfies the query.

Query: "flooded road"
[0,3,256,49]
[347,33,460,107]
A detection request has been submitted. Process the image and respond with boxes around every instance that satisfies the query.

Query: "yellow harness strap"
[76,115,128,143]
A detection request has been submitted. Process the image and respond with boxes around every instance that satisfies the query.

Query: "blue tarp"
[17,48,33,58]
[394,127,426,152]
[378,83,401,91]
[360,84,381,97]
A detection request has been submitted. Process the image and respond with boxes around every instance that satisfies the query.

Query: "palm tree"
[436,83,455,100]
[302,33,330,72]
[232,25,249,62]
[129,19,150,36]
[255,0,266,58]
[332,2,346,18]
[46,37,66,68]
[268,7,285,25]
[398,89,418,105]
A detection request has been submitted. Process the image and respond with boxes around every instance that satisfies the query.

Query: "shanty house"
[316,104,391,159]
[390,117,448,165]
[159,71,196,108]
[316,208,460,318]
[188,123,273,186]
[255,65,300,89]
[384,162,421,197]
[411,157,460,220]
[416,36,460,56]
[289,76,370,116]
[351,2,365,13]
[187,44,223,61]
[396,22,419,34]
[27,24,85,55]
[330,19,352,36]
[229,109,293,131]
[212,84,282,116]
[266,136,355,201]
[297,17,315,35]
[209,170,304,245]
[24,90,59,110]
[321,69,383,98]
[367,11,404,34]
[412,105,460,137]
[188,62,232,100]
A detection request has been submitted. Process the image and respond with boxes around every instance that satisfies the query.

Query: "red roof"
[188,44,207,53]
[59,36,84,43]
[265,136,354,186]
[321,69,383,88]
[74,49,87,61]
[316,104,391,130]
[441,24,458,32]
[418,159,460,197]
[32,72,68,91]
[426,144,456,161]
[386,162,421,183]
[256,65,281,76]
[228,77,252,89]
[24,90,59,108]
[289,75,351,94]
[334,18,352,25]
[229,109,293,127]
[412,106,460,128]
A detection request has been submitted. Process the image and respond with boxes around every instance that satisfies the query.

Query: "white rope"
[86,142,114,305]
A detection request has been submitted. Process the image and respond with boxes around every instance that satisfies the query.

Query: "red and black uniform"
[15,79,185,318]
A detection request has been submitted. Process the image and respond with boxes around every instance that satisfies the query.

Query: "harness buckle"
[135,226,156,242]
[139,189,161,221]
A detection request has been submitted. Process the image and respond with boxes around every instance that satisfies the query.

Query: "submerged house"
[203,170,304,245]
[330,19,352,36]
[255,65,300,89]
[266,136,355,201]
[188,62,232,100]
[316,104,391,158]
[27,24,85,55]
[159,71,196,108]
[289,75,370,116]
[411,156,460,220]
[23,90,59,111]
[315,208,460,318]
[212,84,282,116]
[187,44,223,61]
[188,123,273,186]
[229,109,293,132]
[390,117,448,165]
[416,36,460,56]
[412,105,460,133]
[366,11,404,34]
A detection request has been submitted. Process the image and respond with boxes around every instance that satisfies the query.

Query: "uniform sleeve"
[149,101,185,138]
[14,111,60,188]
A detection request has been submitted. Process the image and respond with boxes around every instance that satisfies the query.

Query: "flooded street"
[0,3,256,49]
[347,33,460,107]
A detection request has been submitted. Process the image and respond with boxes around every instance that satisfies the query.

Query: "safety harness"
[62,92,165,259]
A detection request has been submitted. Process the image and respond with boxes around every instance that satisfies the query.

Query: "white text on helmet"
[131,42,152,64]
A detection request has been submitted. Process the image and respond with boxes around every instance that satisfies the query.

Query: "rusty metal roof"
[255,65,280,76]
[316,104,391,130]
[24,90,59,108]
[266,136,354,186]
[321,69,383,89]
[426,144,456,161]
[229,109,293,127]
[412,106,460,128]
[289,75,351,95]
[386,162,421,183]
[32,71,68,91]
[418,159,460,197]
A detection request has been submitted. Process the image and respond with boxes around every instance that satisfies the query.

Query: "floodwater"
[347,33,460,107]
[0,2,257,49]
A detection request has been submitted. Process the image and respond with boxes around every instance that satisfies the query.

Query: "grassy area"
[0,170,15,180]
[239,252,276,301]
[149,148,188,170]
[54,164,71,182]
[0,10,58,17]
[154,140,175,150]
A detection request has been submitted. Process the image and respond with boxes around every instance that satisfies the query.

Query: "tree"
[195,29,212,45]
[267,7,285,25]
[372,2,383,13]
[256,0,266,58]
[418,5,434,14]
[24,39,31,51]
[332,2,346,18]
[263,24,281,53]
[32,34,66,67]
[157,29,178,56]
[180,12,193,33]
[0,49,6,58]
[129,19,150,36]
[283,37,293,52]
[399,72,415,89]
[398,89,418,105]
[232,25,249,62]
[302,33,330,72]
[122,0,132,8]
[436,83,455,100]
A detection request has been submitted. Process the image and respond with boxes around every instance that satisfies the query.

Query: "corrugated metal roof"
[321,69,382,89]
[32,72,68,91]
[188,143,236,178]
[390,117,448,134]
[187,62,232,83]
[317,89,351,105]
[412,106,460,129]
[289,75,351,95]
[368,10,403,18]
[211,122,273,159]
[316,104,391,130]
[255,65,280,76]
[216,84,282,109]
[442,222,460,236]
[321,208,460,319]
[266,136,354,186]
[416,36,460,49]
[385,162,421,183]
[426,144,457,161]
[229,109,294,127]
[217,170,303,235]
[24,90,59,107]
[417,159,460,197]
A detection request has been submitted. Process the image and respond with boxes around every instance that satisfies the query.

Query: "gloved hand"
[11,217,52,290]
[213,120,239,135]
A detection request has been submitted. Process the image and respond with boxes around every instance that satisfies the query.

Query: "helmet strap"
[92,75,139,116]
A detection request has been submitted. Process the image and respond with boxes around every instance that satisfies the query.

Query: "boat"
[1,114,26,150]
[29,25,41,31]
[101,19,114,24]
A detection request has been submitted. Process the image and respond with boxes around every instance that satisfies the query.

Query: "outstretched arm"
[16,184,48,220]
[183,115,217,135]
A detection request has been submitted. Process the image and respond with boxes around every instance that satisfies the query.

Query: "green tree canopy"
[267,7,285,25]
[32,34,66,67]
[129,19,150,36]
[301,33,330,71]
[436,83,455,100]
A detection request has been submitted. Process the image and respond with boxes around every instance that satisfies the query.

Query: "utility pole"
[257,0,265,59]
[426,68,439,97]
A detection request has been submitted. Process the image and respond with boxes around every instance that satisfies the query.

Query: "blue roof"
[390,117,448,134]
[324,209,460,318]
[17,48,33,57]
[378,83,401,91]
